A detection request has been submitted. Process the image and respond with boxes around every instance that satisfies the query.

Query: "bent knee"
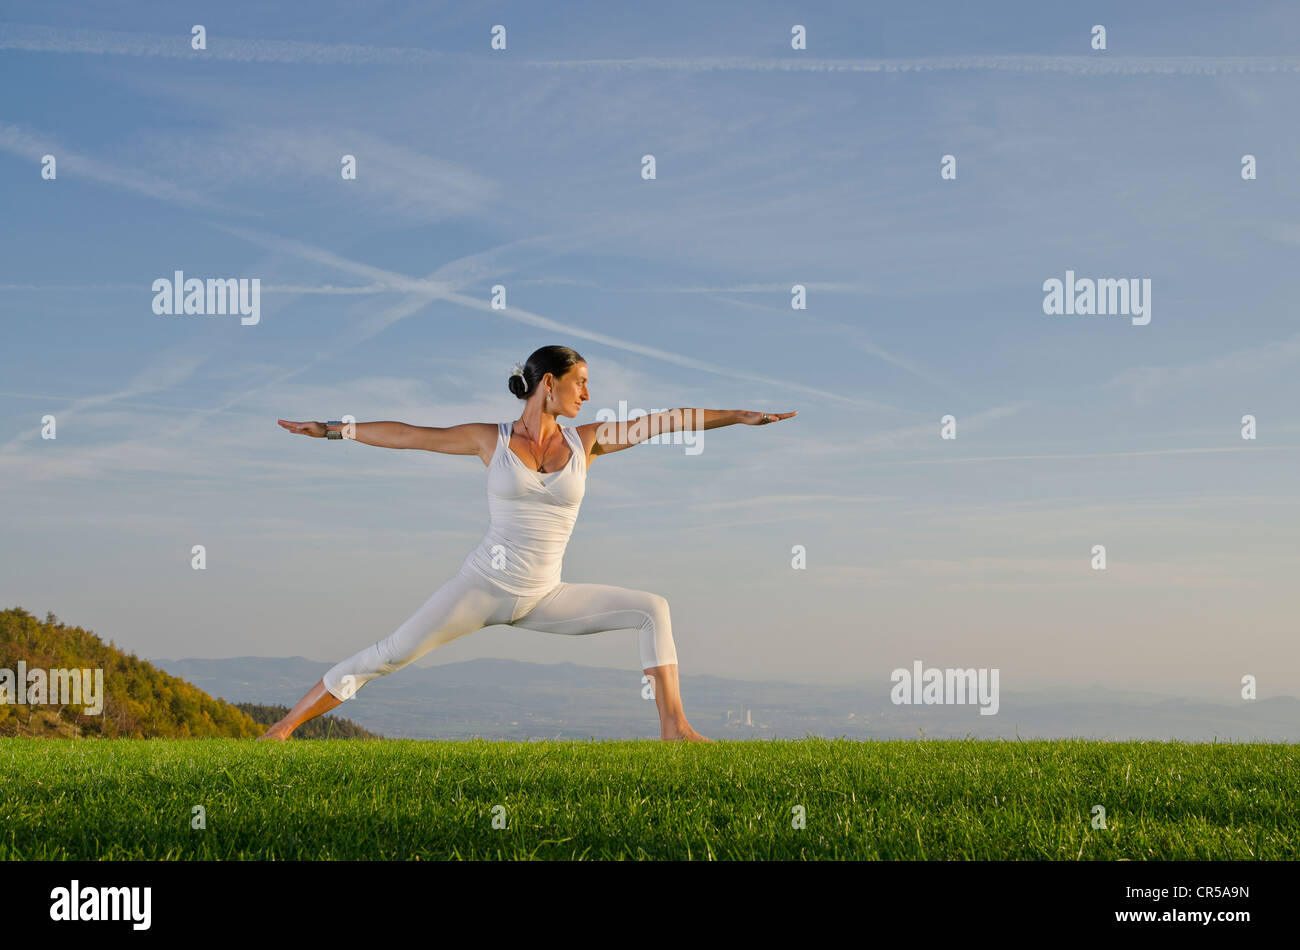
[376,649,414,676]
[639,592,670,625]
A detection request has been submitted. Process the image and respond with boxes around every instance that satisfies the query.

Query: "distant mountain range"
[150,655,1299,742]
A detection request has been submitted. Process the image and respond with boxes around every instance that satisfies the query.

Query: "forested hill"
[3,607,265,739]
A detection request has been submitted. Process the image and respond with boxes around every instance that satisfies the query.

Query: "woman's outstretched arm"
[685,408,798,430]
[277,419,492,455]
[580,407,796,459]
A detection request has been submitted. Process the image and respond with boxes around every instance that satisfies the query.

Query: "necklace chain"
[514,421,559,472]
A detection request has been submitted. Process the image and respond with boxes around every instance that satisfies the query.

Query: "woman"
[259,345,796,742]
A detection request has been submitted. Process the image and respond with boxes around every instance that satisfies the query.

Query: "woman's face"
[546,361,589,417]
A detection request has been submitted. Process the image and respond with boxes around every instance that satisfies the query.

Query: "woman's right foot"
[662,724,713,742]
[257,722,293,741]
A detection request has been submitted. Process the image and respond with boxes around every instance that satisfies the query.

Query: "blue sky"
[2,1,1298,702]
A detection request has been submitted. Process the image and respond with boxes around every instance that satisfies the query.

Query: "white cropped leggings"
[322,566,679,701]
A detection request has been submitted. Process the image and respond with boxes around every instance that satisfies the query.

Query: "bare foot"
[662,725,714,742]
[257,722,293,741]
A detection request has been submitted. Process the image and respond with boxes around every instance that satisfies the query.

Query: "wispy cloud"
[626,282,876,294]
[894,554,1267,589]
[687,493,898,511]
[125,126,502,220]
[1101,331,1300,402]
[797,317,973,400]
[0,346,210,451]
[836,401,1033,453]
[862,444,1300,466]
[674,292,960,402]
[0,283,141,292]
[0,122,243,215]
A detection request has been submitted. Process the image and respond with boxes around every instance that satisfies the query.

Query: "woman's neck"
[515,405,558,444]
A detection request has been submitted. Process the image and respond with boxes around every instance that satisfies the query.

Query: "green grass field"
[1,738,1295,860]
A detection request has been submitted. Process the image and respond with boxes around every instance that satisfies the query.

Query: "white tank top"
[460,421,587,594]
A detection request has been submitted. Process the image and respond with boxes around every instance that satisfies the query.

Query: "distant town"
[725,707,761,729]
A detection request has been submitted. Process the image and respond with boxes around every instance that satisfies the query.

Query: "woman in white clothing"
[259,345,796,742]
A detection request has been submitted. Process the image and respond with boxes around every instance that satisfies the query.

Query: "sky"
[2,1,1298,704]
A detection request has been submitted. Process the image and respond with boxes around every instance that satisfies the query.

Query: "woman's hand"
[278,419,327,438]
[737,410,797,426]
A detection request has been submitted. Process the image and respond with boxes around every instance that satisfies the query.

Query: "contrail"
[5,25,1300,75]
[216,224,875,407]
[0,24,453,64]
[519,54,1300,76]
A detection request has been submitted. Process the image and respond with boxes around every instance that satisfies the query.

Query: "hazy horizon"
[147,653,1300,742]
